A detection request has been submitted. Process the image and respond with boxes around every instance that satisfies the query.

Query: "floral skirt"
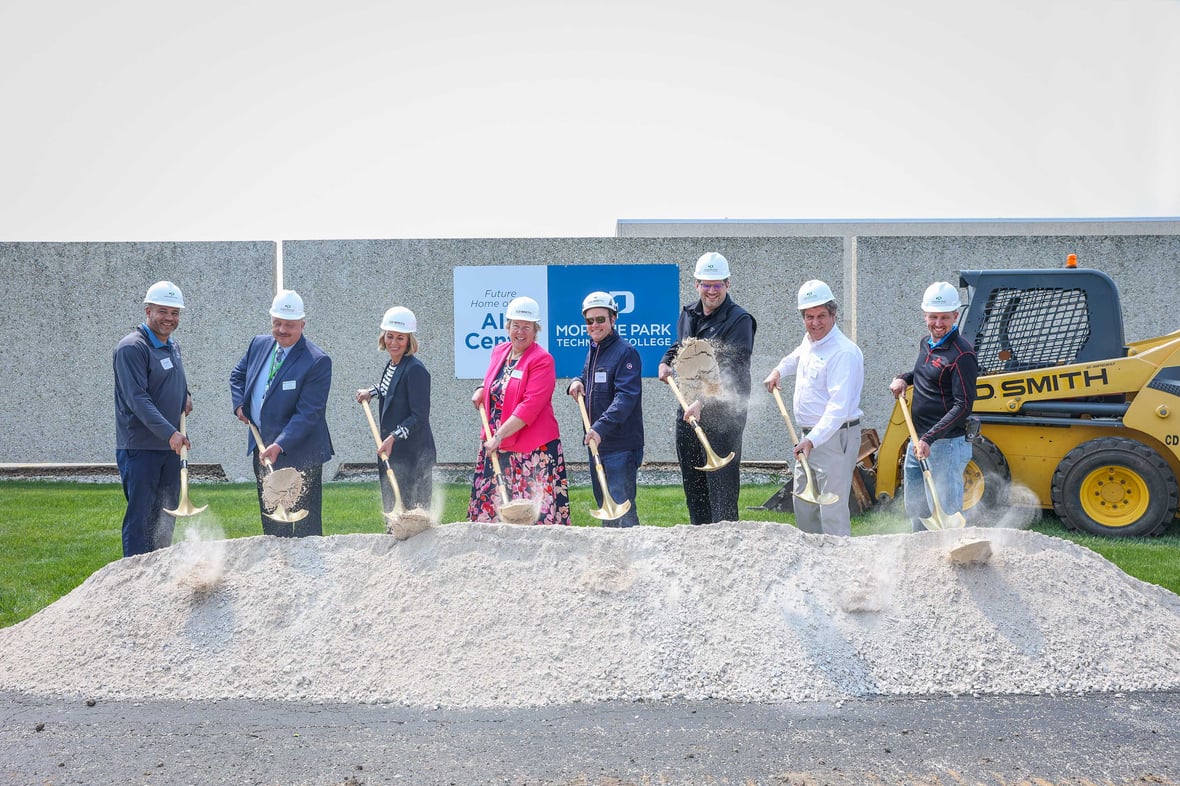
[468,439,571,525]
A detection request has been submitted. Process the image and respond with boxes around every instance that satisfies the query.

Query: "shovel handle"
[360,398,389,462]
[361,398,406,513]
[478,404,512,505]
[770,387,802,445]
[664,376,699,424]
[574,394,603,458]
[897,391,964,529]
[246,421,275,472]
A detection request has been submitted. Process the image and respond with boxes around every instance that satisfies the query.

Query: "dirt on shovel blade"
[385,508,434,539]
[262,467,304,512]
[499,499,536,524]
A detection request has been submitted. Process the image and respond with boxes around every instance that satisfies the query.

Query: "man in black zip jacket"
[889,281,978,532]
[568,291,644,527]
[658,252,757,525]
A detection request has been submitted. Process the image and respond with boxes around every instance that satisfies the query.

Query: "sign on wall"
[453,264,679,379]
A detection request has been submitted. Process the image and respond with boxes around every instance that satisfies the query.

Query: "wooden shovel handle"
[478,404,511,505]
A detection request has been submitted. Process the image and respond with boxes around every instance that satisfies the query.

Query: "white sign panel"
[453,266,550,379]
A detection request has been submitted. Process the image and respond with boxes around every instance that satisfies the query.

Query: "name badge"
[594,371,607,383]
[510,369,524,379]
[160,358,173,370]
[282,380,297,390]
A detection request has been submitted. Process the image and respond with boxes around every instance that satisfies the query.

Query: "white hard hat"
[505,296,541,322]
[270,289,306,320]
[694,252,730,281]
[144,281,185,309]
[922,282,961,313]
[380,306,417,333]
[581,291,618,314]
[797,279,835,310]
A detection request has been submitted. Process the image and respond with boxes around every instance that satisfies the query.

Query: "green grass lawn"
[0,479,1177,629]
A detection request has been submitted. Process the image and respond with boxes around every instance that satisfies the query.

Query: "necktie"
[267,346,285,384]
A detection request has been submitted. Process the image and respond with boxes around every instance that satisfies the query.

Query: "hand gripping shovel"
[664,376,733,471]
[575,394,632,521]
[164,412,207,517]
[897,394,967,530]
[770,388,839,506]
[478,404,536,524]
[246,421,308,524]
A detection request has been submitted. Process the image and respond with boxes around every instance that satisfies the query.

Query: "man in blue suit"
[230,289,334,536]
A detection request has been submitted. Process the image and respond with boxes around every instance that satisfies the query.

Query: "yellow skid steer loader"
[871,261,1180,537]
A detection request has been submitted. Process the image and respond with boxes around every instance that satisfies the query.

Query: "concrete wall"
[0,242,273,481]
[2,224,1176,481]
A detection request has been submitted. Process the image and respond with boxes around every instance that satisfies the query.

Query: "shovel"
[360,399,434,538]
[478,404,536,524]
[246,421,309,524]
[360,398,407,518]
[664,376,734,471]
[770,388,839,506]
[575,394,633,521]
[897,393,967,530]
[164,412,207,518]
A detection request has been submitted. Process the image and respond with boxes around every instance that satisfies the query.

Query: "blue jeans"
[903,436,972,532]
[117,448,180,557]
[589,448,642,527]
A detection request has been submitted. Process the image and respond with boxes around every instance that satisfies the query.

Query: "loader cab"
[958,268,1126,377]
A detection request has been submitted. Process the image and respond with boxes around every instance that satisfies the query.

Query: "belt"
[801,418,860,436]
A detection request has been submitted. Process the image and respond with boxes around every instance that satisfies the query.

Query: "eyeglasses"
[696,281,727,291]
[584,316,609,325]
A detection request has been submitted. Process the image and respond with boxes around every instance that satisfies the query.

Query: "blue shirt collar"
[926,326,958,349]
[140,323,171,349]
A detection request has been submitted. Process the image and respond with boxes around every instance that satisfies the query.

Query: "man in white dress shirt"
[763,280,865,536]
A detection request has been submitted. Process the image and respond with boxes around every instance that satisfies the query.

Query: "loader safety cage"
[958,268,1126,377]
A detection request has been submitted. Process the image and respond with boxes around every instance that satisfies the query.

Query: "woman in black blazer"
[355,306,437,511]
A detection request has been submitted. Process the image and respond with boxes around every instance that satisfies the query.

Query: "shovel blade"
[794,489,841,506]
[266,505,309,523]
[589,498,632,521]
[695,451,734,472]
[941,511,968,529]
[165,497,208,518]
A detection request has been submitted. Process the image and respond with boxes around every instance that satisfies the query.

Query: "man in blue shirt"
[113,281,192,557]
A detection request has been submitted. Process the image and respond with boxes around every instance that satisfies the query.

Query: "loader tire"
[1051,437,1179,537]
[963,437,1010,525]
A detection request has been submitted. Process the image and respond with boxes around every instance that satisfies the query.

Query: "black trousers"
[252,452,324,537]
[674,409,746,525]
[378,456,434,512]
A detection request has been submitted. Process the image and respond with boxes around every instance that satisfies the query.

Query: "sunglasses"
[585,315,610,325]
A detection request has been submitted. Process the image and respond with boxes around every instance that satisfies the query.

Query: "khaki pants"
[792,426,859,536]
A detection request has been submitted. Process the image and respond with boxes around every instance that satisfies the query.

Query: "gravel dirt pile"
[1,522,1178,707]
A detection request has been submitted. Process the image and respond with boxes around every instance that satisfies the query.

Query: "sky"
[1,0,1177,241]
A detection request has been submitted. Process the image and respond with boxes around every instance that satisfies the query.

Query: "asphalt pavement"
[2,690,1178,785]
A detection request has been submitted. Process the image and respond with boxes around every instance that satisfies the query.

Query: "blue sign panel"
[547,264,679,378]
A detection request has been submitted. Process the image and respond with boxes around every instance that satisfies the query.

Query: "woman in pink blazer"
[468,296,571,525]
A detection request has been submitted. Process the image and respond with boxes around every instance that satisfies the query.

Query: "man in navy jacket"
[568,291,644,527]
[230,289,334,536]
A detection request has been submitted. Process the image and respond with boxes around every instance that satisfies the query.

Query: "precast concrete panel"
[0,241,273,481]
